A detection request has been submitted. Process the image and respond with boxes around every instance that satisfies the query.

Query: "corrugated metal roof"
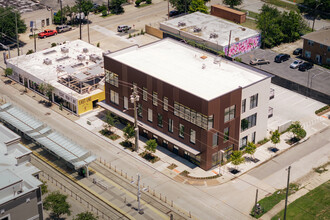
[0,103,96,169]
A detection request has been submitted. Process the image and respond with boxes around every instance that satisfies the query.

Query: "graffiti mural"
[224,34,261,57]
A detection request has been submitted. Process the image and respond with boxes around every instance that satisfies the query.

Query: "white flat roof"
[7,40,104,100]
[108,39,268,100]
[160,12,260,47]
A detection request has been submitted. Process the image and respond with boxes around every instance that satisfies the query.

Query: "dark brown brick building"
[211,5,246,24]
[100,39,271,170]
[302,27,330,65]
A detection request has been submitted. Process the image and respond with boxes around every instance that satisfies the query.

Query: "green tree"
[170,0,192,13]
[280,10,308,43]
[123,123,135,143]
[245,142,256,159]
[257,4,283,48]
[189,0,208,13]
[104,111,118,133]
[289,121,306,140]
[145,139,157,154]
[0,7,27,43]
[26,49,34,55]
[110,0,126,14]
[73,211,98,220]
[43,191,71,219]
[230,150,245,170]
[4,68,13,77]
[44,83,54,103]
[271,130,281,148]
[223,0,243,8]
[53,10,67,25]
[300,0,330,18]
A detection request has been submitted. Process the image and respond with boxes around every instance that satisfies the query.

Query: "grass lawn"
[261,0,299,12]
[251,183,300,218]
[241,19,258,30]
[286,0,304,3]
[272,181,330,220]
[241,10,259,19]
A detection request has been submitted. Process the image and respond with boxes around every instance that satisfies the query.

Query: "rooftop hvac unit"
[89,54,101,62]
[57,65,65,72]
[193,27,201,33]
[83,48,89,53]
[77,54,85,61]
[210,33,218,38]
[178,22,186,27]
[61,47,69,53]
[43,58,52,65]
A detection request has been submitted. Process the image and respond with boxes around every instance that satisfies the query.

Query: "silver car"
[56,25,72,33]
[290,60,303,69]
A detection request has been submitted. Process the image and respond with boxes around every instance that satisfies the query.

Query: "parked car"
[299,62,313,71]
[56,25,72,33]
[38,29,57,38]
[293,48,302,55]
[250,58,270,65]
[117,25,131,32]
[169,10,179,17]
[274,53,290,63]
[290,60,303,69]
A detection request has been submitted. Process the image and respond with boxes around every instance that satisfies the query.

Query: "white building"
[6,40,106,115]
[0,124,43,220]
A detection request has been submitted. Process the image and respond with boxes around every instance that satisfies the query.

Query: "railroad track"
[31,154,130,220]
[91,161,187,220]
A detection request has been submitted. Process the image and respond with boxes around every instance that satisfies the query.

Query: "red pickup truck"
[38,29,57,38]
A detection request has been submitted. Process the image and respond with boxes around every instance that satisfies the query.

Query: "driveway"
[239,48,330,102]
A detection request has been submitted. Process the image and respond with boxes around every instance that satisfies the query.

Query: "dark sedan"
[298,62,313,71]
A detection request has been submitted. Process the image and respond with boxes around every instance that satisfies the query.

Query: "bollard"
[71,191,72,197]
[153,190,155,196]
[125,172,127,179]
[148,186,149,192]
[131,176,133,182]
[104,159,106,165]
[165,196,167,203]
[171,200,173,207]
[109,163,111,169]
[115,166,116,172]
[189,211,191,218]
[121,170,122,176]
[160,193,162,201]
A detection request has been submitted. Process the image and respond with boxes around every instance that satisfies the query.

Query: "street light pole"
[312,1,322,31]
[130,85,140,152]
[284,166,291,220]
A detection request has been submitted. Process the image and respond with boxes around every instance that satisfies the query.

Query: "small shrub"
[315,105,330,115]
[41,180,48,194]
[97,42,100,47]
[313,162,329,174]
[180,170,190,176]
[146,0,152,4]
[140,29,144,35]
[5,68,13,77]
[26,49,34,55]
[257,137,270,145]
[167,163,177,170]
[133,34,136,37]
[135,0,142,6]
[137,33,140,36]
[87,121,91,125]
[101,10,107,16]
[128,33,132,38]
[51,43,57,47]
[139,151,160,163]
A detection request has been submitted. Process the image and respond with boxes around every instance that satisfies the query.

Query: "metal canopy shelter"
[0,103,96,174]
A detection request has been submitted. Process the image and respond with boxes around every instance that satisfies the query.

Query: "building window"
[320,44,324,48]
[250,94,258,109]
[138,103,142,117]
[179,124,184,138]
[224,145,233,160]
[328,46,330,52]
[224,105,236,123]
[240,136,248,150]
[208,115,214,130]
[196,113,202,127]
[110,90,119,105]
[241,113,257,131]
[212,132,218,147]
[109,72,118,87]
[153,92,158,106]
[157,114,163,127]
[185,107,191,121]
[179,105,185,119]
[190,129,196,144]
[163,140,168,148]
[242,99,246,113]
[212,151,221,166]
[174,102,179,116]
[251,131,256,144]
[168,118,173,133]
[202,115,208,130]
[308,40,314,46]
[191,110,196,124]
[327,58,330,64]
[124,96,128,109]
[148,108,153,122]
[305,50,311,58]
[224,127,229,143]
[143,87,147,101]
[163,97,168,111]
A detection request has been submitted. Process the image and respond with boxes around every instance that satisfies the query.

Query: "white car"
[290,60,303,69]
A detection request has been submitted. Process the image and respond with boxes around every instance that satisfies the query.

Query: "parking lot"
[239,49,330,103]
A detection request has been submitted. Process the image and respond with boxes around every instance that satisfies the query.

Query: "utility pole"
[79,0,82,40]
[130,85,140,152]
[108,0,110,15]
[87,14,90,43]
[59,0,63,25]
[15,11,20,56]
[226,30,232,57]
[254,189,259,217]
[167,0,169,20]
[137,173,141,213]
[284,166,291,220]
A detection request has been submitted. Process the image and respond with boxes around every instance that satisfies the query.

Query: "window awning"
[98,101,201,156]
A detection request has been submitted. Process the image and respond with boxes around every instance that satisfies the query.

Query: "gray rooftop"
[0,103,96,169]
[302,27,330,46]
